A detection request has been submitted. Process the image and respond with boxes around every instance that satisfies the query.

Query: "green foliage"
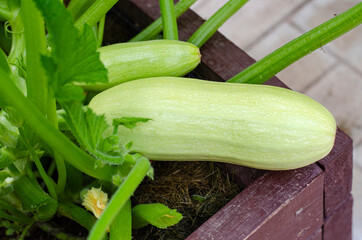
[61,102,129,165]
[0,171,14,196]
[113,117,152,130]
[0,148,15,170]
[0,111,19,148]
[0,48,10,74]
[132,203,183,229]
[33,0,107,102]
[13,176,58,221]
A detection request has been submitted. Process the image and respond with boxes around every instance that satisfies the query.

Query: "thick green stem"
[109,199,131,240]
[159,0,178,40]
[47,94,67,195]
[58,202,96,230]
[7,163,20,175]
[19,127,58,200]
[228,2,362,84]
[65,162,83,197]
[0,70,118,181]
[188,0,249,47]
[0,199,32,222]
[129,0,196,42]
[7,0,23,63]
[21,0,48,114]
[5,0,20,12]
[0,210,32,223]
[74,0,118,28]
[6,4,27,94]
[0,6,12,21]
[26,160,35,179]
[87,157,150,240]
[13,175,58,221]
[0,148,15,169]
[67,0,95,20]
[54,151,67,194]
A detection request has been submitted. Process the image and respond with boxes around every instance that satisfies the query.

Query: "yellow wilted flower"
[82,187,108,218]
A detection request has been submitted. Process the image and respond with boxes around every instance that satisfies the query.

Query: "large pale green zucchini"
[79,40,200,91]
[89,77,336,170]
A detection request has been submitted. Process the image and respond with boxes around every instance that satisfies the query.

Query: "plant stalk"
[75,0,117,28]
[67,0,95,20]
[188,0,249,47]
[109,199,132,240]
[0,69,118,181]
[46,91,67,195]
[0,6,12,21]
[58,202,96,230]
[97,15,105,48]
[19,127,58,200]
[159,0,178,40]
[87,157,150,240]
[129,0,196,42]
[0,210,32,223]
[228,2,362,84]
[21,0,48,114]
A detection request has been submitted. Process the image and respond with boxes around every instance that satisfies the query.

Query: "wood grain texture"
[323,195,353,240]
[318,129,353,218]
[308,229,322,240]
[103,8,141,44]
[111,1,353,239]
[186,165,324,240]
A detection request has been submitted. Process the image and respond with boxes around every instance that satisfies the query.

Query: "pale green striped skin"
[80,40,200,91]
[89,77,336,170]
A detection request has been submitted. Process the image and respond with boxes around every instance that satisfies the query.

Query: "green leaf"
[0,110,19,148]
[132,203,183,229]
[0,48,10,75]
[2,106,24,128]
[0,49,12,108]
[191,194,207,203]
[55,84,85,102]
[33,0,107,102]
[113,117,152,130]
[60,101,128,165]
[0,148,15,170]
[13,176,58,221]
[0,171,14,196]
[58,202,96,231]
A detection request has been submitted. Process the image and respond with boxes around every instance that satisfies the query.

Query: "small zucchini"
[80,40,200,91]
[89,77,336,170]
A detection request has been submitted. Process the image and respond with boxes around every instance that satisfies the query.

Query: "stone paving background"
[190,0,362,239]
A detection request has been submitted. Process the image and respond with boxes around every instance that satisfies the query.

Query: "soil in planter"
[132,161,243,240]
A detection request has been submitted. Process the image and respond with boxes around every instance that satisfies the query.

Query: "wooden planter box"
[107,1,354,239]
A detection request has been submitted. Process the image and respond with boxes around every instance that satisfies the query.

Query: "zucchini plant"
[0,0,361,239]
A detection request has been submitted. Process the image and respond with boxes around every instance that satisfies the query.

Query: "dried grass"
[132,161,242,240]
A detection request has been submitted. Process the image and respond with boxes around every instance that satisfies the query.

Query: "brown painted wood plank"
[118,0,281,83]
[318,129,353,218]
[323,195,353,240]
[308,229,322,240]
[186,165,324,240]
